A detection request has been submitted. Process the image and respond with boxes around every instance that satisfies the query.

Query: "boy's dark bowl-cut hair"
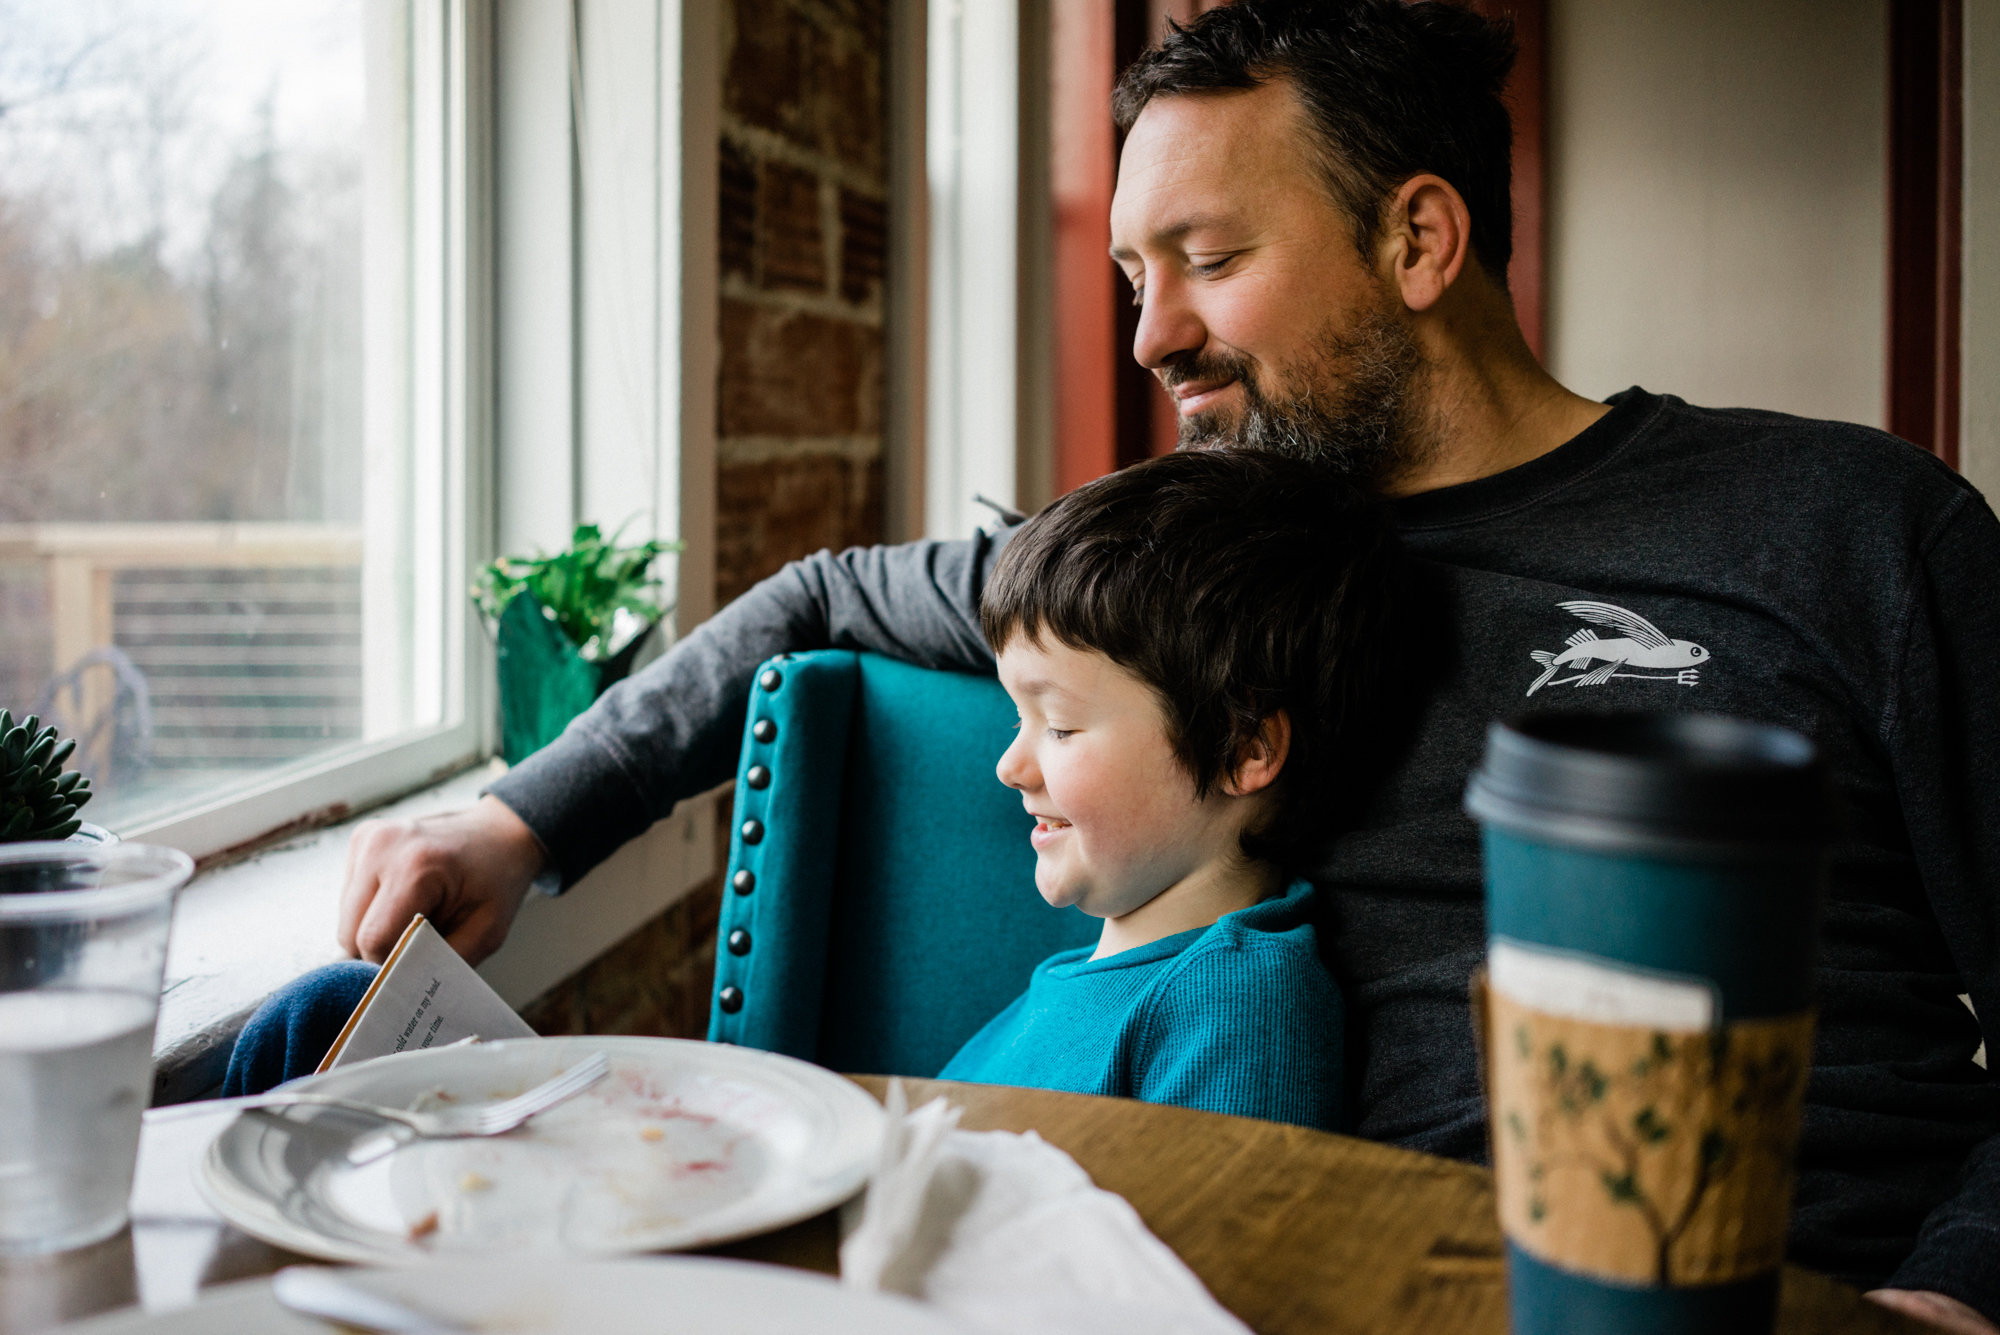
[1113,0,1518,282]
[981,449,1400,870]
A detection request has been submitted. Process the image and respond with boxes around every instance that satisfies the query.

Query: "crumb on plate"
[407,1210,440,1241]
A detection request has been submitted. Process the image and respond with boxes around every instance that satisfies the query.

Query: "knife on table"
[271,1266,476,1334]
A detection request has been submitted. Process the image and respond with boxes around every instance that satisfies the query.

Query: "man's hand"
[337,795,547,965]
[1868,1290,2000,1335]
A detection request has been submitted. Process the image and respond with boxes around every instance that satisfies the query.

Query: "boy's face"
[994,635,1252,920]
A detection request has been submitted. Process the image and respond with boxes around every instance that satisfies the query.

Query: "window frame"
[124,0,491,858]
[918,0,1054,540]
[126,0,718,862]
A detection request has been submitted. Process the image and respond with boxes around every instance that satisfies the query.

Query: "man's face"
[1109,82,1429,478]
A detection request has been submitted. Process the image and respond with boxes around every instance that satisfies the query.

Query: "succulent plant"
[0,711,92,843]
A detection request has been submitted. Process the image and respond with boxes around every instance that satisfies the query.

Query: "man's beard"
[1167,303,1434,481]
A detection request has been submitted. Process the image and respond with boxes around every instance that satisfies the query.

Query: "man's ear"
[1378,173,1472,314]
[1224,710,1292,797]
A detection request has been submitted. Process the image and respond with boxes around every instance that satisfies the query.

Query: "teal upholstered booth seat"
[707,650,1097,1076]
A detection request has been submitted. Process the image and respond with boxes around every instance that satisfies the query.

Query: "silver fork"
[148,1051,610,1150]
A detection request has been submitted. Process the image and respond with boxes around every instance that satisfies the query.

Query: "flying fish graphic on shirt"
[1524,601,1709,697]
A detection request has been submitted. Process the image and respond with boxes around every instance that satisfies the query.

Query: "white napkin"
[841,1081,1252,1335]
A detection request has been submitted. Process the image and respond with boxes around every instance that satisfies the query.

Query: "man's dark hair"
[980,449,1400,869]
[1113,0,1518,281]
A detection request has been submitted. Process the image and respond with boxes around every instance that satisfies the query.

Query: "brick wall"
[520,798,732,1040]
[524,0,889,1039]
[715,0,889,605]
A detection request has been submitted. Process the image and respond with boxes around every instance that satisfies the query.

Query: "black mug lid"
[1464,711,1837,856]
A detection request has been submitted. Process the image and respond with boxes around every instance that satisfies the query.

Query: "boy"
[939,448,1399,1130]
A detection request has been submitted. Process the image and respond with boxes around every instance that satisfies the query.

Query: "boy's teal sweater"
[938,880,1342,1130]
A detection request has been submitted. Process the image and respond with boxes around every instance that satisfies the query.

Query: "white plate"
[199,1037,883,1264]
[56,1256,968,1333]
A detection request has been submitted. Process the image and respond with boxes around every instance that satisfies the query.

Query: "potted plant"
[473,524,683,764]
[0,711,112,845]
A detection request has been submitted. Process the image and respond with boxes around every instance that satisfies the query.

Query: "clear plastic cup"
[0,842,191,1255]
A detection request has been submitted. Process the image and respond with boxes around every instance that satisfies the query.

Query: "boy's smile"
[1027,811,1072,848]
[994,635,1285,957]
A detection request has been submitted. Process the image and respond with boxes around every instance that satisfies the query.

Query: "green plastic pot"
[495,593,654,765]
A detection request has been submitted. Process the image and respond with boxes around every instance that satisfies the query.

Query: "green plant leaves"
[1633,1106,1672,1144]
[1600,1170,1643,1204]
[471,523,683,663]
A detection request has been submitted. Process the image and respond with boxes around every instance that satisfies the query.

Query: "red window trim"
[1888,0,1965,467]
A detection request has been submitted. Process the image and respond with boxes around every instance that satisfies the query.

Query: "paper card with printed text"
[317,915,535,1072]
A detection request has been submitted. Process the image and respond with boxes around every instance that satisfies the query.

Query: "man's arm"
[340,531,1009,962]
[1872,491,2000,1327]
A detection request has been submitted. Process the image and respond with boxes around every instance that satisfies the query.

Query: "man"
[310,2,1999,1325]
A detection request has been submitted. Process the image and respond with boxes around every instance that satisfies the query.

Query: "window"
[0,4,462,856]
[921,0,1050,539]
[0,1,714,862]
[0,0,460,857]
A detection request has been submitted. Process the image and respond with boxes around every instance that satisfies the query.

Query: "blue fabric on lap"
[221,960,379,1095]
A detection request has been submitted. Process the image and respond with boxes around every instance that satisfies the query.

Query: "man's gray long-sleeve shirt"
[491,388,2000,1313]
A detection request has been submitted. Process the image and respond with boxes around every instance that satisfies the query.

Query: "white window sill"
[151,762,720,1104]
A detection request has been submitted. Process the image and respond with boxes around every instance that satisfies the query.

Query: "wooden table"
[1,1077,1931,1335]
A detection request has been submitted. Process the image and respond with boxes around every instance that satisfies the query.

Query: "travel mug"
[1464,712,1835,1335]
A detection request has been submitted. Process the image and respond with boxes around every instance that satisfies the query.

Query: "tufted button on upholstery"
[732,869,755,894]
[752,719,777,743]
[746,764,770,790]
[718,985,744,1014]
[759,669,783,692]
[727,929,752,956]
[741,819,764,844]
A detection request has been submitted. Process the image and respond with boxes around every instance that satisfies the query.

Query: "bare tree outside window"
[0,0,364,828]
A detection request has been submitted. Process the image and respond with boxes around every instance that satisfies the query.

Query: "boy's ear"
[1224,710,1291,798]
